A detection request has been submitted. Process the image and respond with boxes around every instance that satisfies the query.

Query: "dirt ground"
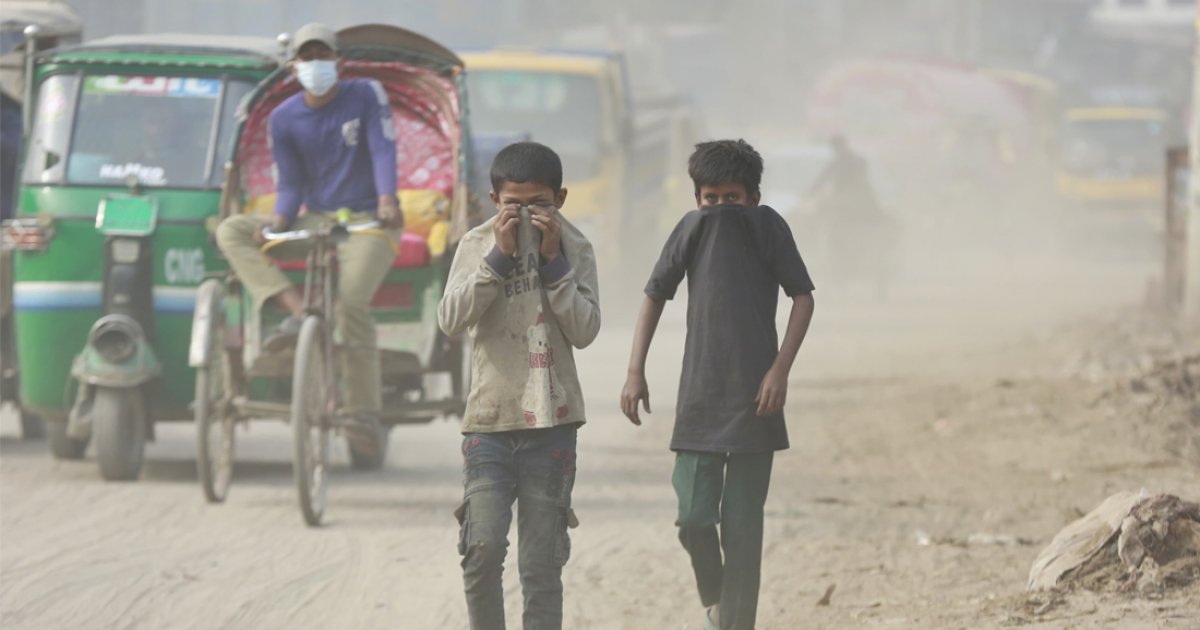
[2,208,1199,629]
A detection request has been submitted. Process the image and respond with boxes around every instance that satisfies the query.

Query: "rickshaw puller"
[216,22,403,455]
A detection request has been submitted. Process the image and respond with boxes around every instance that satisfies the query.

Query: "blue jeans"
[456,424,578,630]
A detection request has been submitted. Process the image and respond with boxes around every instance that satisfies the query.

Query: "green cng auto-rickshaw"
[7,34,283,479]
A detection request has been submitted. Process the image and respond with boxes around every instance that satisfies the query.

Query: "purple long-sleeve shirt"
[269,78,397,222]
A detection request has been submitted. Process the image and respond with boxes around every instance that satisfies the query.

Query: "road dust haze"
[2,1,1197,629]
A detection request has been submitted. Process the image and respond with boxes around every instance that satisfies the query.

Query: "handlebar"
[262,220,382,243]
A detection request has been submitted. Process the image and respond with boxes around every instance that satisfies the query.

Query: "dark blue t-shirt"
[269,79,397,221]
[646,204,814,453]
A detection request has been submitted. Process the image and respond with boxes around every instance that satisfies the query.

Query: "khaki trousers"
[216,212,398,415]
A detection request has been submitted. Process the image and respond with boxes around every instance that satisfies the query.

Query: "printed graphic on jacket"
[521,306,569,427]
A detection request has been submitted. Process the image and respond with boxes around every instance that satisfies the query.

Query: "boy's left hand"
[755,366,788,416]
[530,207,561,261]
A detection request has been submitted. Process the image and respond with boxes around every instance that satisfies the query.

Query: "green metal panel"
[13,186,225,419]
[38,56,274,77]
[95,195,159,236]
[14,310,93,417]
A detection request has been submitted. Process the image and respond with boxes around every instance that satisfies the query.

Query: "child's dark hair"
[687,139,763,195]
[490,141,563,193]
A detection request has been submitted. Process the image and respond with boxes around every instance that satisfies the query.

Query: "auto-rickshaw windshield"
[22,73,254,189]
[466,70,604,179]
[1060,117,1165,175]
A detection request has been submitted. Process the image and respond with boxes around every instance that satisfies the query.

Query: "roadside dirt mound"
[1029,492,1200,596]
[1123,355,1200,466]
[1059,312,1200,466]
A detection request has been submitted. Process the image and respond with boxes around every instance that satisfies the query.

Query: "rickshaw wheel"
[20,410,45,440]
[292,316,330,527]
[196,299,235,503]
[47,419,88,460]
[93,388,146,481]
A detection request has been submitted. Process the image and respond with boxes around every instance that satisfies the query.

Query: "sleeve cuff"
[644,284,675,301]
[484,245,517,277]
[783,280,816,297]
[539,254,572,285]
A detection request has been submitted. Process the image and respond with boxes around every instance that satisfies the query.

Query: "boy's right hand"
[493,205,519,256]
[620,373,650,426]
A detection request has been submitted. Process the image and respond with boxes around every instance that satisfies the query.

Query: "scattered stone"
[967,532,1035,547]
[914,529,1032,548]
[815,583,836,607]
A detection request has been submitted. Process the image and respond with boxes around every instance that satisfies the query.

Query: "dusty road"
[2,213,1199,629]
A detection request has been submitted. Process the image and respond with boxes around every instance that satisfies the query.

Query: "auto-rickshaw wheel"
[292,316,330,526]
[47,419,88,460]
[20,410,45,440]
[196,298,234,503]
[93,388,146,481]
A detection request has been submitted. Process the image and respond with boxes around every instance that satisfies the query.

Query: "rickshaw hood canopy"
[334,24,462,73]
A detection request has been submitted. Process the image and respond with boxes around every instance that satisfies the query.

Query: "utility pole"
[1185,7,1200,320]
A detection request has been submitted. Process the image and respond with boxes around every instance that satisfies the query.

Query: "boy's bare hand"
[620,374,650,426]
[530,207,561,261]
[493,205,519,256]
[755,366,788,416]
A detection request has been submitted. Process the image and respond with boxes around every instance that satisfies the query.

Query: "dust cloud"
[1,2,1195,629]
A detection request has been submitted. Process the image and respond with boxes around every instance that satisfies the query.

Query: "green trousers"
[673,450,774,630]
[215,212,398,415]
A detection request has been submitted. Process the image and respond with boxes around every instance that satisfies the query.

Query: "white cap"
[292,22,337,56]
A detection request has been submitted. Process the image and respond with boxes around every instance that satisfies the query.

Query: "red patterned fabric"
[370,283,414,309]
[239,60,460,206]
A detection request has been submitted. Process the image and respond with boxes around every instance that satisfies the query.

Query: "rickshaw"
[189,24,476,525]
[7,34,283,479]
[0,1,83,440]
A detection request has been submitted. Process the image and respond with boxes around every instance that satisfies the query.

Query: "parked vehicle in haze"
[459,48,697,271]
[6,34,283,480]
[0,0,83,441]
[1055,106,1168,207]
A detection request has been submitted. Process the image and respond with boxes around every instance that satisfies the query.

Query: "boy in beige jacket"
[438,141,600,630]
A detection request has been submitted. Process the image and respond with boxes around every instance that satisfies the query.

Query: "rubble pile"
[1124,354,1200,466]
[1029,492,1200,596]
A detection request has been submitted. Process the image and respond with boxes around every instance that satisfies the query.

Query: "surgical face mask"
[295,60,338,96]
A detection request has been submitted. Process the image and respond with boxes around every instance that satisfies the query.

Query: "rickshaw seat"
[274,231,431,271]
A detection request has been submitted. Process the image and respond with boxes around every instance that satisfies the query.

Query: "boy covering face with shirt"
[621,139,816,630]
